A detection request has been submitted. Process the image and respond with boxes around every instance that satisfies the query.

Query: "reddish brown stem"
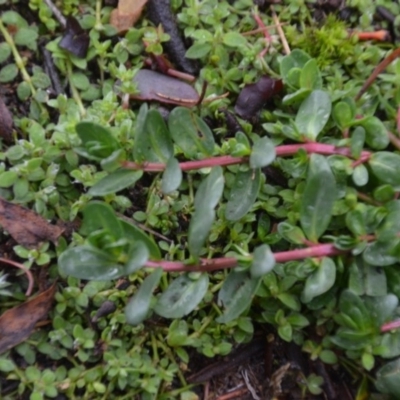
[355,47,400,101]
[352,30,390,42]
[381,320,400,333]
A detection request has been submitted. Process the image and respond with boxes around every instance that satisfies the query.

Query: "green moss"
[285,15,357,67]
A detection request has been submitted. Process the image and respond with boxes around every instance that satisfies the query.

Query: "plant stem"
[122,143,372,172]
[66,59,86,117]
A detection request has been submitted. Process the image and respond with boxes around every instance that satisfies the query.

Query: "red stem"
[381,320,400,333]
[122,144,372,172]
[145,243,344,272]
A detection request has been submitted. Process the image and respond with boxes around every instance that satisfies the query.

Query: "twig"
[271,6,290,55]
[43,0,66,27]
[355,47,400,101]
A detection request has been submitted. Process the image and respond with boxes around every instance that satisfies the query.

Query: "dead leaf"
[59,16,90,58]
[130,69,199,106]
[110,0,148,34]
[0,282,57,354]
[0,197,64,247]
[0,95,13,142]
[235,76,283,120]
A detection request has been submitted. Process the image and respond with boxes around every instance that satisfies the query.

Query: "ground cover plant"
[1,0,400,398]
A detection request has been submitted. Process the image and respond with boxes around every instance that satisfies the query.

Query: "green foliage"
[2,0,400,398]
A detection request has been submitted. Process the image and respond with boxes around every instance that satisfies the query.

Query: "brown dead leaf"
[110,0,148,34]
[0,282,57,354]
[130,69,199,106]
[0,95,13,142]
[0,197,64,247]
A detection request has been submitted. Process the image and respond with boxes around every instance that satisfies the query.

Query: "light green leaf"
[124,241,149,274]
[125,268,163,325]
[302,257,336,303]
[295,90,332,140]
[217,271,261,323]
[300,154,336,241]
[194,166,224,211]
[222,32,248,48]
[250,244,275,278]
[168,107,215,158]
[162,157,182,194]
[249,137,276,168]
[154,274,209,319]
[369,152,400,186]
[300,59,322,90]
[89,169,143,196]
[225,168,260,221]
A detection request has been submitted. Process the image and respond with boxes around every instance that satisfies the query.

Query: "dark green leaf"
[162,157,182,194]
[154,273,209,319]
[363,241,398,266]
[302,258,336,303]
[375,358,400,396]
[124,242,149,274]
[369,152,400,186]
[134,109,173,163]
[76,122,120,159]
[300,154,336,241]
[188,208,215,258]
[348,258,387,296]
[81,201,124,240]
[249,137,276,168]
[125,268,163,325]
[225,168,260,221]
[168,107,215,158]
[0,64,18,83]
[59,246,124,280]
[295,90,332,140]
[359,116,389,150]
[282,88,311,106]
[88,169,143,196]
[217,271,261,323]
[381,332,400,358]
[250,245,275,278]
[121,220,161,260]
[278,222,306,244]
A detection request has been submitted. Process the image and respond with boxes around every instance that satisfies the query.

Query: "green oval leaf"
[352,164,368,186]
[216,271,261,323]
[360,116,389,150]
[59,246,124,280]
[300,59,322,90]
[134,109,174,163]
[125,268,163,325]
[250,244,275,278]
[120,220,161,260]
[75,122,120,159]
[168,107,215,158]
[194,166,224,211]
[375,358,400,397]
[300,154,336,241]
[369,152,400,186]
[89,169,143,196]
[162,157,182,194]
[222,32,248,48]
[154,273,209,319]
[188,208,215,258]
[124,241,149,274]
[295,90,332,140]
[185,42,212,59]
[302,257,336,303]
[81,201,124,239]
[225,168,260,221]
[249,137,276,168]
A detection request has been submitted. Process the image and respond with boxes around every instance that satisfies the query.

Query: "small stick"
[43,0,66,27]
[271,6,290,55]
[355,47,400,101]
[352,30,390,42]
[397,107,400,135]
